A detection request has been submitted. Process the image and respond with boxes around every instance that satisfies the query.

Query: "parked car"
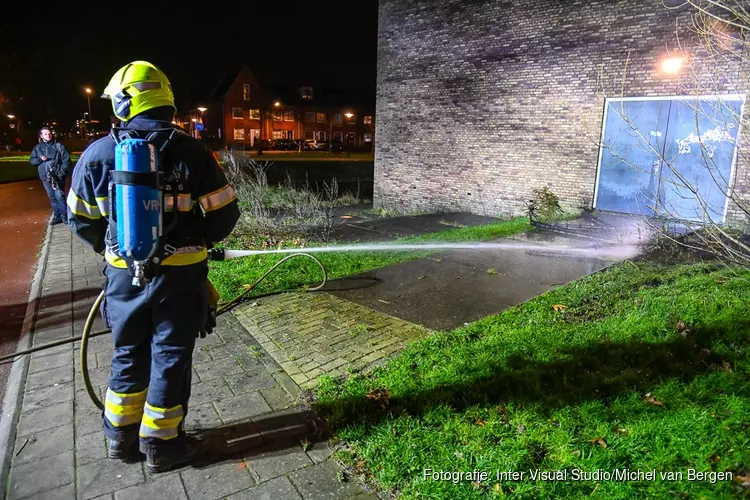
[305,139,328,151]
[271,139,298,151]
[329,139,343,153]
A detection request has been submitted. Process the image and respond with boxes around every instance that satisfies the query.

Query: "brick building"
[199,67,375,150]
[375,0,750,227]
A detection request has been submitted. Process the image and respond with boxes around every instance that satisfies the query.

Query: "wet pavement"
[329,228,640,331]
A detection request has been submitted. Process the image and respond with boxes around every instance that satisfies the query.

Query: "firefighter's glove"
[198,279,221,339]
[198,305,217,339]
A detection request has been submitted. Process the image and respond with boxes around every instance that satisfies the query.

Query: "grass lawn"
[0,155,81,183]
[0,163,40,183]
[314,261,750,499]
[208,217,531,300]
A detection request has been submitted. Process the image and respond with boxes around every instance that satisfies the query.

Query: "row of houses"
[176,67,375,150]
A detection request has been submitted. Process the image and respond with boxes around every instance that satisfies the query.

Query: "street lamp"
[660,57,684,75]
[85,87,93,122]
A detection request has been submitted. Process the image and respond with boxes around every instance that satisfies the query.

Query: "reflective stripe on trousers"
[104,388,147,427]
[139,402,184,440]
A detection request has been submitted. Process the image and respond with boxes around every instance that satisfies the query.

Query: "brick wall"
[375,0,750,227]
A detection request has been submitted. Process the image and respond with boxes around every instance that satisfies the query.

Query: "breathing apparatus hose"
[1,253,328,411]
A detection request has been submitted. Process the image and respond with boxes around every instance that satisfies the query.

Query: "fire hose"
[0,251,328,411]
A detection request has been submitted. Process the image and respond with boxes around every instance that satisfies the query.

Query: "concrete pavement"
[2,226,378,500]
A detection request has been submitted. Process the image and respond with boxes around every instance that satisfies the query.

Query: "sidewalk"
[3,225,377,500]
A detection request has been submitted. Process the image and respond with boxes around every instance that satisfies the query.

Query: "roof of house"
[208,70,241,102]
[207,67,375,110]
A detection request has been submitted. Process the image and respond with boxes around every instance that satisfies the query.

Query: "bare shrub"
[218,151,356,244]
[527,186,565,222]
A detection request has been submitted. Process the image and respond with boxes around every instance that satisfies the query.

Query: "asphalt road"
[0,179,50,406]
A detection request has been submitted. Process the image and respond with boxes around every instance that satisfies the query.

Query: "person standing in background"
[29,127,71,225]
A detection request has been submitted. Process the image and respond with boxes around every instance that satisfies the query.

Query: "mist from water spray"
[223,241,644,261]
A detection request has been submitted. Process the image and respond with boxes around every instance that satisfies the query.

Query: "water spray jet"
[208,241,644,262]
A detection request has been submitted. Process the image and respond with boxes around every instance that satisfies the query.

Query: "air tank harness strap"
[107,128,182,281]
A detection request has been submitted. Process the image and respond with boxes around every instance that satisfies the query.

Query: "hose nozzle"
[207,248,225,261]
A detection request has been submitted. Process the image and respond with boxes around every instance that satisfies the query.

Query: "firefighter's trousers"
[100,262,208,450]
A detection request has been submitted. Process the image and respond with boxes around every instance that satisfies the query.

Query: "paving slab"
[179,459,254,500]
[242,443,313,483]
[225,476,302,500]
[76,431,108,466]
[113,474,189,500]
[17,400,74,436]
[8,450,74,500]
[21,380,75,413]
[20,483,76,500]
[13,423,75,465]
[289,461,367,500]
[76,458,145,500]
[214,392,273,422]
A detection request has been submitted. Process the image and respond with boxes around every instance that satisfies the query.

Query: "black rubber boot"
[108,434,142,462]
[141,435,211,474]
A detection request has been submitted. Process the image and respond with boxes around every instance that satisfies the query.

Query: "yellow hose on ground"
[80,253,327,410]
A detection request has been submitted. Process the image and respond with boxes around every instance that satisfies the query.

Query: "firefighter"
[30,126,71,225]
[67,61,240,473]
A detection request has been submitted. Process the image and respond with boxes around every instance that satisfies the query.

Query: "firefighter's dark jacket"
[67,115,239,267]
[30,140,71,179]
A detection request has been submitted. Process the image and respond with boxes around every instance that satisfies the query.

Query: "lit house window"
[345,113,356,124]
[316,112,326,123]
[249,109,260,120]
[272,130,286,139]
[364,115,373,125]
[283,111,295,121]
[272,111,283,121]
[314,131,327,141]
[232,107,243,119]
[243,84,250,101]
[334,113,343,124]
[305,112,315,123]
[233,128,245,140]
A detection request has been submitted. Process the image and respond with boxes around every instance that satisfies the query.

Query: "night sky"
[0,3,378,126]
